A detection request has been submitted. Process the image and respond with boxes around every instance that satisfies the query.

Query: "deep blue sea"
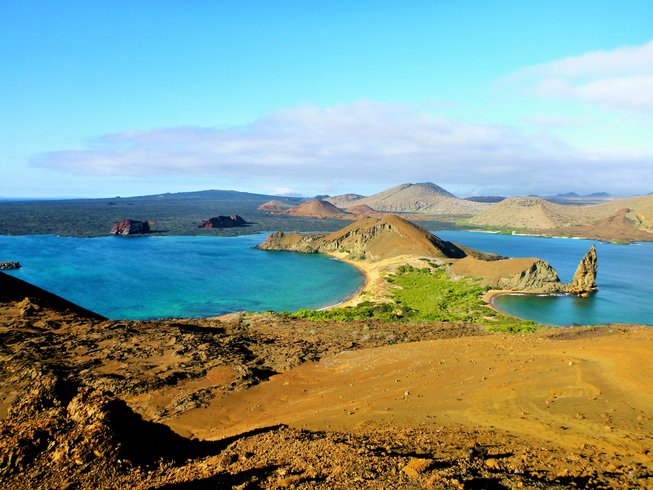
[435,230,653,326]
[0,234,363,320]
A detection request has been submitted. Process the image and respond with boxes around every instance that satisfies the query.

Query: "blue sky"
[2,1,652,198]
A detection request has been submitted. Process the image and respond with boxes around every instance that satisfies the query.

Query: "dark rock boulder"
[567,245,598,296]
[199,215,247,228]
[110,219,151,236]
[0,262,21,270]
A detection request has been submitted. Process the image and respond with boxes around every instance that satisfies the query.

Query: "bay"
[436,230,653,326]
[2,231,651,326]
[0,234,363,320]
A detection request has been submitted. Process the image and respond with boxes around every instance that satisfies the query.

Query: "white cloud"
[516,39,653,78]
[32,102,653,196]
[506,39,653,112]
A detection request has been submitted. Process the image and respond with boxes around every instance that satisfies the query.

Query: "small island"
[110,219,152,236]
[0,261,21,270]
[198,215,247,228]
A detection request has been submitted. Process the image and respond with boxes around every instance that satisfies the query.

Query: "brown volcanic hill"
[258,214,466,261]
[284,200,349,219]
[324,193,365,207]
[469,195,653,240]
[345,204,379,217]
[257,200,293,212]
[336,183,489,215]
[541,208,653,242]
[603,194,653,231]
[468,197,575,229]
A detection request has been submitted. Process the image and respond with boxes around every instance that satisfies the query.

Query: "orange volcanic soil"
[1,271,652,488]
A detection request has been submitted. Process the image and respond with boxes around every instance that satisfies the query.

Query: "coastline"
[317,253,457,310]
[483,289,570,325]
[316,255,369,310]
[482,289,515,315]
[317,252,375,309]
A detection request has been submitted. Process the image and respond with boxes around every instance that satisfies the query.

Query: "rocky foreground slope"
[1,271,652,489]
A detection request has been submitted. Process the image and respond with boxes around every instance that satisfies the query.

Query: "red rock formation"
[199,215,247,228]
[110,220,151,236]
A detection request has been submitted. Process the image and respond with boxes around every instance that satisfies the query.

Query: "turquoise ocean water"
[436,230,653,326]
[0,234,363,320]
[1,231,651,326]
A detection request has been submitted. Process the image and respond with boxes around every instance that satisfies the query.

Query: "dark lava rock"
[110,219,151,236]
[0,261,21,270]
[199,215,247,228]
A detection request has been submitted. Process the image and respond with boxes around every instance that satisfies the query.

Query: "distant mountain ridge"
[325,194,366,207]
[469,194,653,241]
[122,189,304,203]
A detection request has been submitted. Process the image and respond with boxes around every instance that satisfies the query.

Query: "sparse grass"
[455,220,527,235]
[284,265,540,333]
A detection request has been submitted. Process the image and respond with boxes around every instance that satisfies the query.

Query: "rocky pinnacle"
[567,245,598,296]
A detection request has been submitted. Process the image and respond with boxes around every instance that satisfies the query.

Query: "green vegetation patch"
[286,265,539,333]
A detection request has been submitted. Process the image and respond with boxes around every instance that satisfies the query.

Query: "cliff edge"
[452,246,598,295]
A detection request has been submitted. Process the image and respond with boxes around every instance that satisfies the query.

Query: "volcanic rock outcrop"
[199,215,247,228]
[0,367,217,484]
[452,245,599,295]
[110,219,151,236]
[451,257,565,293]
[0,262,20,270]
[258,215,466,261]
[567,245,598,296]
